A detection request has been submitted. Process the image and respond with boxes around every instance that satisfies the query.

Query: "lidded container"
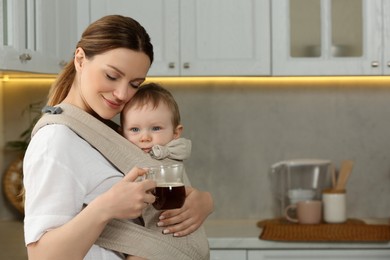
[270,159,332,216]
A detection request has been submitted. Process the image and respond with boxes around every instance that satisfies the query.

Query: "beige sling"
[32,103,210,260]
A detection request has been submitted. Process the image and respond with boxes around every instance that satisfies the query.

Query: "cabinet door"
[34,0,78,73]
[248,249,390,260]
[88,0,180,76]
[180,0,270,76]
[0,0,77,73]
[210,249,247,260]
[0,0,37,71]
[272,0,383,76]
[383,0,390,75]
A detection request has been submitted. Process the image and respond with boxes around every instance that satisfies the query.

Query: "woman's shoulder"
[28,124,91,156]
[33,124,80,142]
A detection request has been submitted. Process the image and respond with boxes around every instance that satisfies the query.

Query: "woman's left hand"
[157,186,214,237]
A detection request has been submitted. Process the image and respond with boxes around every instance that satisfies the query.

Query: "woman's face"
[68,47,151,119]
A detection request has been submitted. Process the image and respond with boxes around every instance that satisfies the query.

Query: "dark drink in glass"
[148,164,185,210]
[152,183,186,210]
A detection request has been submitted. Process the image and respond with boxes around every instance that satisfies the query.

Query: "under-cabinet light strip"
[1,75,390,87]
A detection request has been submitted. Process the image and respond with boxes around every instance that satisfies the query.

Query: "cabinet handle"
[387,62,390,68]
[371,61,379,67]
[19,53,32,62]
[59,60,68,68]
[183,62,190,69]
[168,62,175,69]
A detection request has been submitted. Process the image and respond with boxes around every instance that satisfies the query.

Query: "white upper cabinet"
[84,0,271,76]
[383,0,390,75]
[3,0,389,76]
[34,0,78,73]
[0,0,38,72]
[86,0,180,76]
[179,0,270,76]
[0,0,77,73]
[271,0,384,76]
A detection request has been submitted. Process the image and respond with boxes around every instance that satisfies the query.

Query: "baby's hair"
[122,82,181,128]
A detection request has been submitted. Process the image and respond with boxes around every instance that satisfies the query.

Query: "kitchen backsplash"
[1,79,390,221]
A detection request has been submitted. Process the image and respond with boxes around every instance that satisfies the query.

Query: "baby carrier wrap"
[32,103,210,260]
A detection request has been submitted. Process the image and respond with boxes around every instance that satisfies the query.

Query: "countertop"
[204,218,390,250]
[1,218,390,260]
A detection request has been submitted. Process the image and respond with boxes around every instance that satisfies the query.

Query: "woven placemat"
[258,218,390,242]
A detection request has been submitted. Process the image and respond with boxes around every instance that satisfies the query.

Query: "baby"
[120,82,191,260]
[121,82,191,163]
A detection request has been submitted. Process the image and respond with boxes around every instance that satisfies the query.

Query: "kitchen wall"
[0,79,4,218]
[1,78,390,221]
[0,79,50,220]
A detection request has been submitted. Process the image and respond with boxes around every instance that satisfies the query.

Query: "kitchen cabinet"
[0,0,77,73]
[383,0,390,74]
[247,249,390,260]
[80,0,270,76]
[206,219,390,260]
[271,0,386,76]
[34,0,78,73]
[210,248,390,260]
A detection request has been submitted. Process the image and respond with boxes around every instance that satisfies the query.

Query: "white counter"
[204,219,390,250]
[2,218,390,260]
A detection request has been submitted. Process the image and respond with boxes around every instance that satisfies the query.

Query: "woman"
[23,15,213,260]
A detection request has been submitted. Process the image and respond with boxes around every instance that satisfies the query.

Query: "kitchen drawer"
[248,249,390,260]
[210,249,246,260]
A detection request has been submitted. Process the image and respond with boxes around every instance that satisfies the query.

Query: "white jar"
[322,189,347,223]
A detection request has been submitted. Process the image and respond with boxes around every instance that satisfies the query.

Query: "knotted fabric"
[32,103,210,260]
[150,138,192,160]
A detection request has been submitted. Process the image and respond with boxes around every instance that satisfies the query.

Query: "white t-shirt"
[24,124,125,259]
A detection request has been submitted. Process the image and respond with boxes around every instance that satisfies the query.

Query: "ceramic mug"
[285,200,322,224]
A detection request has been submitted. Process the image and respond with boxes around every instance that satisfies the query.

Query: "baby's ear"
[173,125,183,139]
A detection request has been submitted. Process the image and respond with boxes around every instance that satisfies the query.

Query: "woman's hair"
[121,82,181,129]
[47,15,154,106]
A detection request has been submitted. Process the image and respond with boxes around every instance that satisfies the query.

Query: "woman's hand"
[97,167,156,221]
[157,186,214,237]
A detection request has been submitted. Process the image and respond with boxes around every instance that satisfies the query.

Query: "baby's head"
[121,83,183,152]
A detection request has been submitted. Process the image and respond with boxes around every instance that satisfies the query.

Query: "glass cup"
[147,164,186,210]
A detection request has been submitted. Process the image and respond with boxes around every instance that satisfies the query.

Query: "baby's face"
[122,102,178,153]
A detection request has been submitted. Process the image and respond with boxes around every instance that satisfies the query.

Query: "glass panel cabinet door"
[290,0,321,58]
[272,0,382,76]
[331,0,363,58]
[1,0,6,46]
